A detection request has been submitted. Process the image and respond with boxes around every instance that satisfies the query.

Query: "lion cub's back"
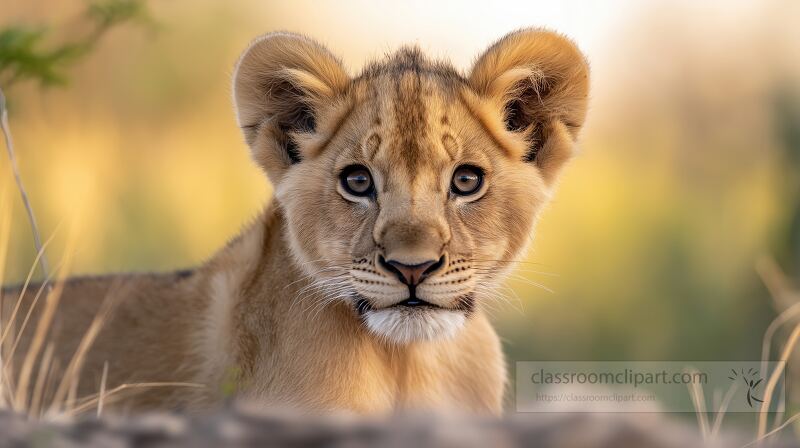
[1,269,207,411]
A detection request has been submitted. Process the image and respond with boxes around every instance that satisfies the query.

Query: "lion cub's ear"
[233,33,349,180]
[468,29,589,184]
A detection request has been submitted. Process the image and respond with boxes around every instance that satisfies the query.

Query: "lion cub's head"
[233,29,589,344]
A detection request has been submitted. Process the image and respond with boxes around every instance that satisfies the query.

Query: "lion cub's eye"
[340,165,374,196]
[451,165,484,196]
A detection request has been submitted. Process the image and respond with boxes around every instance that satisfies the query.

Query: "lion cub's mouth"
[393,298,440,308]
[354,294,474,316]
[355,296,442,314]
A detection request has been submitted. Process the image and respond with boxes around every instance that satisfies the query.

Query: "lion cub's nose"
[379,255,445,286]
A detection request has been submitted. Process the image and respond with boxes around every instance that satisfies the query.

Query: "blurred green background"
[2,0,799,375]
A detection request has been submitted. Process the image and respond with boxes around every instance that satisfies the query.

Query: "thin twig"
[0,230,57,346]
[97,362,108,417]
[757,323,800,441]
[62,382,204,416]
[744,412,800,448]
[710,381,739,440]
[687,367,710,441]
[49,281,127,414]
[0,88,51,286]
[28,343,54,418]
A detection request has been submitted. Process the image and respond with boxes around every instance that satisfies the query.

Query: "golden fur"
[1,29,589,414]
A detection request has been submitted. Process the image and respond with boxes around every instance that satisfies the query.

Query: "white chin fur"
[363,308,466,344]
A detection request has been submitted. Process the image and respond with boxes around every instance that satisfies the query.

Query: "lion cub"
[2,29,588,414]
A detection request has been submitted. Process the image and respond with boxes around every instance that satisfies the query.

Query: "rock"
[0,407,793,447]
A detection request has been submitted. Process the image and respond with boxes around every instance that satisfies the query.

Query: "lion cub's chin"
[362,307,467,344]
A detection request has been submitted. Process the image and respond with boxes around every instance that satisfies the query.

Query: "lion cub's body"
[2,29,588,415]
[4,204,505,413]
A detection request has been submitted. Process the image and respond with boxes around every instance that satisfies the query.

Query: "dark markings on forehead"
[354,47,467,170]
[442,134,458,160]
[370,82,382,126]
[393,70,426,167]
[365,133,382,161]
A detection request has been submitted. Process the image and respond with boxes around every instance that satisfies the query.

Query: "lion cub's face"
[234,30,589,344]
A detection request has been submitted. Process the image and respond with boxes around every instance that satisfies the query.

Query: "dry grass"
[0,97,200,419]
[686,257,800,446]
[0,210,201,417]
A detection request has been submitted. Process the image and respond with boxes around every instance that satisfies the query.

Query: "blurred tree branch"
[0,0,152,89]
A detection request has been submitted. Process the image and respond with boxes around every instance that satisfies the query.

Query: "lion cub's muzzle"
[350,250,477,343]
[350,251,475,312]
